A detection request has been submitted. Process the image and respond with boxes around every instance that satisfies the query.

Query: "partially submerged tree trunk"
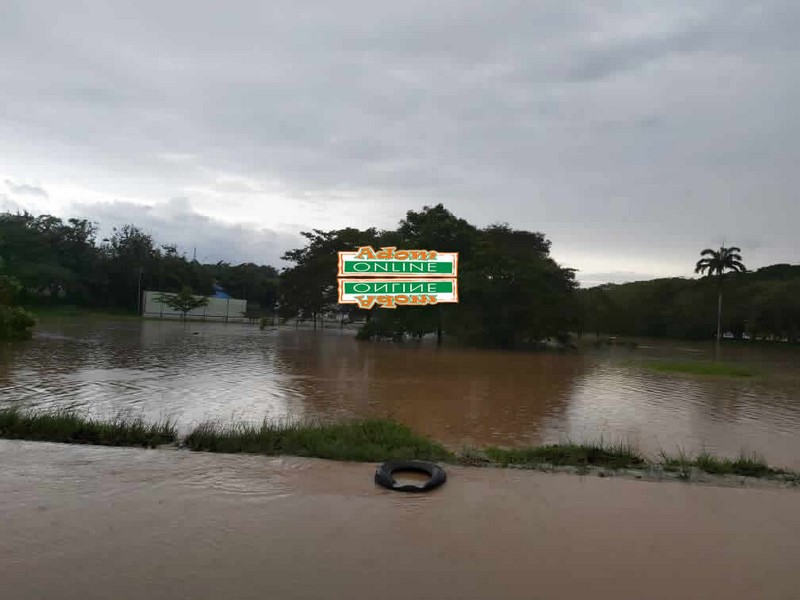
[436,305,443,347]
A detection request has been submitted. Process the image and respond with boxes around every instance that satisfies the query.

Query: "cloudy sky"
[1,1,797,287]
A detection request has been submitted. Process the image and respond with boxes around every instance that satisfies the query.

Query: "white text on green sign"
[337,247,458,278]
[338,278,458,309]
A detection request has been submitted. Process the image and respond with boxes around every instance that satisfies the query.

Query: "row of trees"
[3,207,799,347]
[579,262,800,342]
[0,212,279,314]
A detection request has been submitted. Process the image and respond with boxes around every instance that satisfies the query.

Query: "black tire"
[374,460,447,493]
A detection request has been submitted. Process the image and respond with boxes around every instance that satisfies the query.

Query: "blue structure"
[211,283,231,299]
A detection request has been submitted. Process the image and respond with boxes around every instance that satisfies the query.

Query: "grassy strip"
[484,441,646,469]
[1,409,796,482]
[644,360,759,378]
[659,449,788,478]
[184,418,454,463]
[0,408,176,448]
[25,305,140,319]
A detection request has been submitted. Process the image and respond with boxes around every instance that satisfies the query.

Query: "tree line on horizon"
[2,206,799,346]
[579,263,800,342]
[0,211,280,315]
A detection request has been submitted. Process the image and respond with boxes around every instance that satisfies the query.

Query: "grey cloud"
[0,1,798,282]
[5,180,49,198]
[0,194,22,213]
[70,198,303,268]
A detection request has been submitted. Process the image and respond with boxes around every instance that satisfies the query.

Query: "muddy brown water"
[2,318,800,467]
[1,440,799,600]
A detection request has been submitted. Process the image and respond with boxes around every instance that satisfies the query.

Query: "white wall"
[143,290,248,322]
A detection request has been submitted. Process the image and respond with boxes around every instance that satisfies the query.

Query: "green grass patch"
[184,418,454,463]
[658,448,789,478]
[0,408,177,448]
[26,305,140,319]
[644,360,759,378]
[2,406,797,483]
[484,440,646,470]
[693,451,780,477]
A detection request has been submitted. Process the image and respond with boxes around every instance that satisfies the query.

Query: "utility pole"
[136,267,143,314]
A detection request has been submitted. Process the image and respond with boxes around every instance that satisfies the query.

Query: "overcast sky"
[1,1,797,287]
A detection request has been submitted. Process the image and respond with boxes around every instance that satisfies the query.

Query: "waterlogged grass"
[644,360,759,378]
[25,305,141,320]
[660,449,786,478]
[0,408,176,448]
[184,418,454,463]
[1,408,796,482]
[484,441,646,470]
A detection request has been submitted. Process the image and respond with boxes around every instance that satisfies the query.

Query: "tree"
[454,223,577,349]
[279,227,381,328]
[694,246,746,353]
[0,257,35,340]
[154,287,209,321]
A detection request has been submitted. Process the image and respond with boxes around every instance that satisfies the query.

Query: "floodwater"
[1,440,799,600]
[2,318,800,467]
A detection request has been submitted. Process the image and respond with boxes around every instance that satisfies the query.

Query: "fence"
[142,290,248,322]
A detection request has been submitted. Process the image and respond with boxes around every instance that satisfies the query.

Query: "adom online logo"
[337,246,458,309]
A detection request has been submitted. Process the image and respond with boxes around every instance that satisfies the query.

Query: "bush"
[0,305,35,341]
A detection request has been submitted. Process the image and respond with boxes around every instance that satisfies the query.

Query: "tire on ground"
[374,459,447,493]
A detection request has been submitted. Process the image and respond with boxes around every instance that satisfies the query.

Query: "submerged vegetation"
[0,266,35,341]
[643,360,759,378]
[0,408,177,448]
[484,441,645,470]
[659,449,784,478]
[0,305,35,341]
[0,409,796,485]
[278,204,579,349]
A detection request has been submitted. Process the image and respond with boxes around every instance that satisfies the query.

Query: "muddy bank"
[1,440,799,600]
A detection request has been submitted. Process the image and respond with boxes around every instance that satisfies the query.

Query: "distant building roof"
[212,283,231,299]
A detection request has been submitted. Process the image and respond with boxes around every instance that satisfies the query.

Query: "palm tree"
[694,246,746,353]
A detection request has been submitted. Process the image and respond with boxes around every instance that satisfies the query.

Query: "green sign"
[341,261,454,275]
[342,281,454,295]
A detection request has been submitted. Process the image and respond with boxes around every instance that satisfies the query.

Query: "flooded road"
[1,440,798,600]
[2,317,800,467]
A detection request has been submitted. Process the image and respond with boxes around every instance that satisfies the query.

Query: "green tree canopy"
[279,204,578,349]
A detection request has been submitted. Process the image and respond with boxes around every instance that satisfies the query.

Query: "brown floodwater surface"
[2,318,800,467]
[1,440,798,600]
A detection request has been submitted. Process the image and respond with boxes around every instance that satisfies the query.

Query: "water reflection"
[270,333,585,448]
[1,318,800,467]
